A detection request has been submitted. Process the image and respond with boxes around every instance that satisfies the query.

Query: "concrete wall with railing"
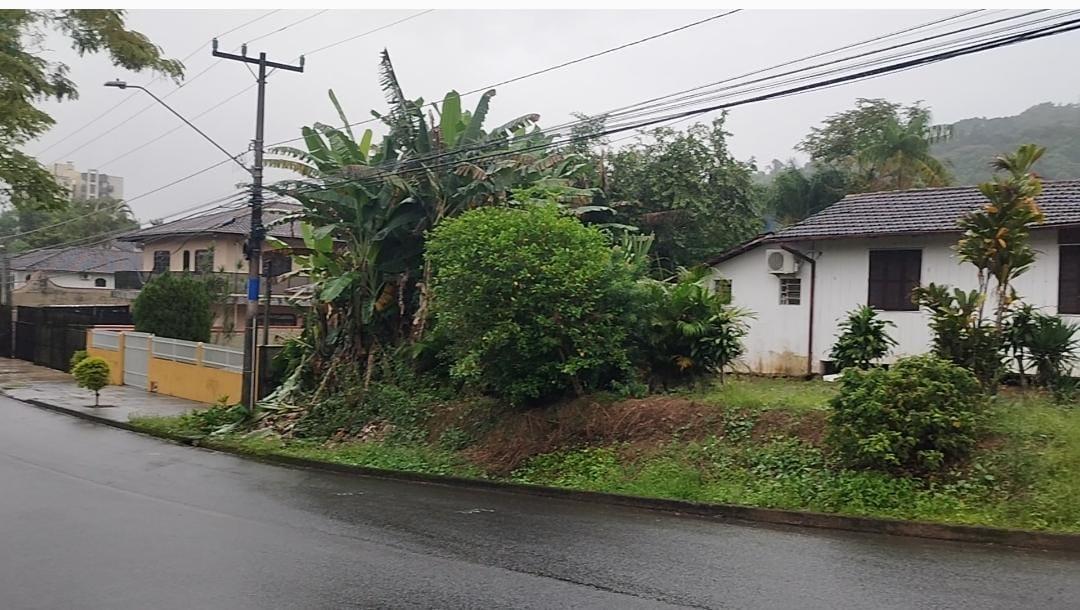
[86,329,243,404]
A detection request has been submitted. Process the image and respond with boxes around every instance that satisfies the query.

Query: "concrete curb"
[12,394,1080,553]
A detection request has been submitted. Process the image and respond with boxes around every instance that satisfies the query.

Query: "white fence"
[152,336,200,364]
[202,343,244,372]
[89,329,121,351]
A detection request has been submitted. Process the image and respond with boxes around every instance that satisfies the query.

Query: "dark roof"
[11,247,140,273]
[705,233,773,266]
[771,179,1080,241]
[120,202,304,242]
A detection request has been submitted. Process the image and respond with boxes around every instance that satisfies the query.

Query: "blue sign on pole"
[247,277,260,301]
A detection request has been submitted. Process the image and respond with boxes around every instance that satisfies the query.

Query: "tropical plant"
[913,283,1003,389]
[955,144,1046,331]
[131,273,213,342]
[858,108,951,190]
[427,204,636,405]
[72,356,110,407]
[1025,313,1080,390]
[827,355,985,474]
[0,10,182,210]
[1004,303,1039,386]
[829,306,897,371]
[640,267,753,386]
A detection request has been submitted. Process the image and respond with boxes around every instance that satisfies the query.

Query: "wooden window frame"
[712,278,732,304]
[868,249,921,311]
[1059,244,1080,314]
[194,249,214,274]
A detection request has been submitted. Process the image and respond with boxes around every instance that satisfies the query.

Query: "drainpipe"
[781,245,817,378]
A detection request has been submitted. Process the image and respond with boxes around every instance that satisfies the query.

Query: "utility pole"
[0,244,11,358]
[212,40,304,410]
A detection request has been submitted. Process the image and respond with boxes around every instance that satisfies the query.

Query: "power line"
[301,10,436,57]
[243,9,329,45]
[265,10,744,147]
[39,10,282,159]
[275,14,1080,199]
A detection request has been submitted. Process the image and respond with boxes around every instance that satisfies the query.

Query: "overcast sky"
[24,9,1080,222]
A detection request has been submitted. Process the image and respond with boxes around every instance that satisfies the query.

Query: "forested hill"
[933,102,1080,185]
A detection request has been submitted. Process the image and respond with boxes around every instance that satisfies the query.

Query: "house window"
[267,313,298,326]
[94,278,107,288]
[868,249,921,311]
[263,253,292,277]
[152,250,170,273]
[1060,245,1080,314]
[712,278,732,304]
[194,249,214,273]
[779,277,801,305]
[182,250,191,271]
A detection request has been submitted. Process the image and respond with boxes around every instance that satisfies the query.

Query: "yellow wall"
[148,357,242,405]
[86,344,124,385]
[85,329,243,405]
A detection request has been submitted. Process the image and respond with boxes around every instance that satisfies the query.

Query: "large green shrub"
[827,355,985,474]
[132,273,213,342]
[913,283,1003,389]
[72,356,110,407]
[829,305,897,371]
[427,204,634,404]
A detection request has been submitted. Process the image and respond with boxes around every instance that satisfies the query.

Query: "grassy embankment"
[131,377,1080,532]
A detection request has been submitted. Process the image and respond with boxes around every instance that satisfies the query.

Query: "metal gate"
[123,332,151,390]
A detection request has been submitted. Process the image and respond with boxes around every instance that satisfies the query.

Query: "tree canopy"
[605,116,762,274]
[798,98,951,192]
[0,197,138,251]
[0,10,182,210]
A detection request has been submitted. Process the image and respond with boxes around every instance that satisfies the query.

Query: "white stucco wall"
[709,228,1078,375]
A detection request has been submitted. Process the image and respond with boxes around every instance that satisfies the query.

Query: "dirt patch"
[465,397,723,475]
[751,409,829,447]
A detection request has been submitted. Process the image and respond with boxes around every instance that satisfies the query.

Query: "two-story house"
[118,203,309,347]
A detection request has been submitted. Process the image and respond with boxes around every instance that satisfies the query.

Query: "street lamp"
[103,80,248,172]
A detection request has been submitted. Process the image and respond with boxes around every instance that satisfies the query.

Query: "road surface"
[1,396,1078,609]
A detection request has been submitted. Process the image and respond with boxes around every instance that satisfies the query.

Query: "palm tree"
[859,110,950,191]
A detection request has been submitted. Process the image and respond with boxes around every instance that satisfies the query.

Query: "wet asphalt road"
[1,397,1078,609]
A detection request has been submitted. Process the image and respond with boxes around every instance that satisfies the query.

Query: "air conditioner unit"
[765,248,799,274]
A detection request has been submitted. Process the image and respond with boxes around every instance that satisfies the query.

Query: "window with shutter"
[868,250,921,311]
[152,250,170,273]
[194,249,214,273]
[1059,245,1080,314]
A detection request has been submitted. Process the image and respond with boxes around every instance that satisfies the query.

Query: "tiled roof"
[120,202,304,242]
[772,179,1080,241]
[11,247,140,273]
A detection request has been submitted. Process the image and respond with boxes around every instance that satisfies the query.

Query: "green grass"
[129,378,1080,533]
[689,376,837,413]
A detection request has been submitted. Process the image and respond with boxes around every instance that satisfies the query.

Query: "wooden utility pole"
[212,40,304,410]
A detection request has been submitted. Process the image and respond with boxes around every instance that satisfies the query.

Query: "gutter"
[780,244,816,377]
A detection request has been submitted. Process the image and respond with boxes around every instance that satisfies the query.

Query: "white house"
[707,180,1080,376]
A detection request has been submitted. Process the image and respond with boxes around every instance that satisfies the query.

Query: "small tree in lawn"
[72,357,110,407]
[955,144,1046,331]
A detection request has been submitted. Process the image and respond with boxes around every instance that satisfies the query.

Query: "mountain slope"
[933,102,1080,185]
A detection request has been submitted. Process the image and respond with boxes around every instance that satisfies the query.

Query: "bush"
[132,273,213,342]
[913,283,1003,389]
[829,305,896,371]
[827,355,985,474]
[1024,312,1080,390]
[72,356,110,406]
[69,349,88,371]
[427,204,635,405]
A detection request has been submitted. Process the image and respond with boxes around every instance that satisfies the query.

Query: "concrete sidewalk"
[0,359,203,424]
